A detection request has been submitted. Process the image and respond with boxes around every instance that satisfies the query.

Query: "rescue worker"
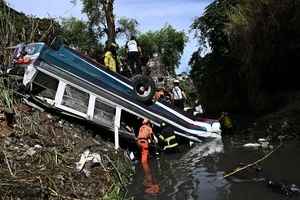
[104,43,117,72]
[137,118,160,195]
[219,112,233,134]
[125,36,142,75]
[158,122,179,152]
[171,79,187,110]
[137,118,157,163]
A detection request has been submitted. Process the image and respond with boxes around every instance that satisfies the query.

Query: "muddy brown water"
[127,135,300,200]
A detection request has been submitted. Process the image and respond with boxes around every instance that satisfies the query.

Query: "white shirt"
[127,40,138,52]
[195,105,203,114]
[172,86,183,100]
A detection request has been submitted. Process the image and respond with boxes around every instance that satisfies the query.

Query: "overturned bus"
[10,42,221,148]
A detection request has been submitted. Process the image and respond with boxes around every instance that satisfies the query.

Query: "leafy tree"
[60,17,103,61]
[158,25,187,74]
[191,0,300,114]
[61,17,103,61]
[72,0,116,46]
[138,25,187,75]
[226,0,300,91]
[191,0,238,56]
[190,0,240,113]
[138,31,159,59]
[117,17,139,40]
[61,17,90,51]
[0,1,60,65]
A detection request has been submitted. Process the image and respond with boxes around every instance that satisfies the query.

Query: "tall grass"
[0,1,60,68]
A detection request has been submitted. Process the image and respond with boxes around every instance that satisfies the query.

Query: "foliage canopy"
[138,25,187,75]
[190,0,300,113]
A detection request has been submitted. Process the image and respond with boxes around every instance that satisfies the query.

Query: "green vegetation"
[138,25,188,75]
[60,17,103,61]
[0,88,14,112]
[117,17,139,40]
[0,0,60,65]
[190,0,300,114]
[72,0,116,47]
[179,78,197,106]
[0,105,133,199]
[0,76,16,115]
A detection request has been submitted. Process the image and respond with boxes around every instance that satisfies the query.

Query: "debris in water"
[267,180,300,197]
[243,143,261,148]
[243,138,271,149]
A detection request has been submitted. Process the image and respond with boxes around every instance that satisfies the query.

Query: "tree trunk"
[104,0,116,46]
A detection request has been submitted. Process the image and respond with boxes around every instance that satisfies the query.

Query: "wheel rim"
[136,83,152,98]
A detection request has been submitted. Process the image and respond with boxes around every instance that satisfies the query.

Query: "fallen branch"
[3,150,15,177]
[224,143,283,178]
[104,154,124,186]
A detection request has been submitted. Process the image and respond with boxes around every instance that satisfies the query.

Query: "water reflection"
[141,160,160,195]
[127,136,300,200]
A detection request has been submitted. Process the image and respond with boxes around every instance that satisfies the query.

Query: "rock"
[25,147,36,156]
[34,144,42,149]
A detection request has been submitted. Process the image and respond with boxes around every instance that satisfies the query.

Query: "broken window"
[32,71,59,101]
[93,99,115,127]
[120,110,140,136]
[62,85,89,113]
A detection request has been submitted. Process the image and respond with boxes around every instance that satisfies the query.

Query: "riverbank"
[240,92,300,140]
[0,103,133,200]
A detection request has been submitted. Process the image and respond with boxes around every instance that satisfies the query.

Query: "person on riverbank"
[125,36,142,75]
[171,79,187,110]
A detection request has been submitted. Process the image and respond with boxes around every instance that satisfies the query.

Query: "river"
[127,135,300,200]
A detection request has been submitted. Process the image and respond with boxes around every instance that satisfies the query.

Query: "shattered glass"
[93,99,115,127]
[32,71,58,100]
[62,85,89,113]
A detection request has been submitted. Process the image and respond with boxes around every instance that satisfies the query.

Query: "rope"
[224,143,283,179]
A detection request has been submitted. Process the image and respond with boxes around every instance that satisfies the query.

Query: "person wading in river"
[137,118,157,163]
[137,118,160,195]
[219,112,233,134]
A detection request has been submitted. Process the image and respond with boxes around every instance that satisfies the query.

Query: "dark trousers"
[128,51,141,75]
[173,99,184,110]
